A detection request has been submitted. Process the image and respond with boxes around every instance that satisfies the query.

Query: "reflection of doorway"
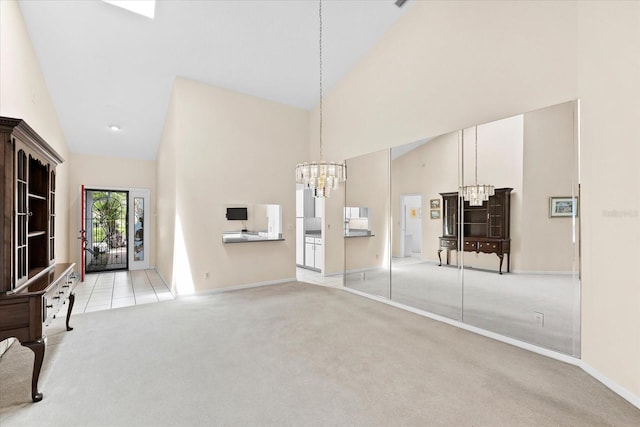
[84,189,129,272]
[400,194,422,259]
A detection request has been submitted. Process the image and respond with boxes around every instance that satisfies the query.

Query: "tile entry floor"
[61,269,174,315]
[296,267,343,288]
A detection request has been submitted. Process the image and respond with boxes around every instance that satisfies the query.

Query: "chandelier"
[460,126,494,206]
[295,0,346,198]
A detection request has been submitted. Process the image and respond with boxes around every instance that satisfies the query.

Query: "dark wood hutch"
[438,188,513,274]
[0,116,77,402]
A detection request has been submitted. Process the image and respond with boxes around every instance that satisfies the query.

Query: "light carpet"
[346,260,580,355]
[1,281,638,426]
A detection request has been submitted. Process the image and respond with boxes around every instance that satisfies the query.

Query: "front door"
[84,189,129,273]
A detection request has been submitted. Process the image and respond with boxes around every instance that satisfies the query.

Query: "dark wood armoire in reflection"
[438,188,513,274]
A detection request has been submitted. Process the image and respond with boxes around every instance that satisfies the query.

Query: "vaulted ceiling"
[18,0,411,160]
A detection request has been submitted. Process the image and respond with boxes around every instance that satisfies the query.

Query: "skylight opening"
[103,1,156,19]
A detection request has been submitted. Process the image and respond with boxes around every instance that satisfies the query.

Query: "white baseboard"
[579,361,640,410]
[342,287,640,411]
[176,277,297,297]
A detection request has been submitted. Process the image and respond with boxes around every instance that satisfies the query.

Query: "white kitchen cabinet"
[304,236,323,271]
[313,237,323,270]
[304,242,314,268]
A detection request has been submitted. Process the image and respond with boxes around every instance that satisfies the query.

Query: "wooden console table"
[0,263,76,402]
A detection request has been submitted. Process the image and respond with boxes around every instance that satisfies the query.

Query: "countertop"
[345,230,374,238]
[222,231,284,243]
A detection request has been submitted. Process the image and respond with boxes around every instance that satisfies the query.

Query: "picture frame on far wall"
[549,196,578,218]
[430,199,440,209]
[430,209,441,220]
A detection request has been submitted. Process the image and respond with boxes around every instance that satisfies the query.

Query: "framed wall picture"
[430,199,440,209]
[549,196,578,218]
[430,209,441,220]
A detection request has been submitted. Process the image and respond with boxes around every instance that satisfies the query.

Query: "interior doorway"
[400,194,423,259]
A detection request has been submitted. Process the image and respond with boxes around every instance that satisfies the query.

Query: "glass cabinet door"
[15,148,28,287]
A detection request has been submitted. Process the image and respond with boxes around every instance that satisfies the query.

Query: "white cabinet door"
[314,242,323,271]
[296,218,304,265]
[305,243,315,268]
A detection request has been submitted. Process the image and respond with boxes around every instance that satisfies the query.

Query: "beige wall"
[0,0,70,265]
[157,77,308,294]
[577,1,640,401]
[318,0,640,401]
[66,153,157,268]
[155,84,179,288]
[322,185,345,276]
[521,101,577,272]
[344,149,389,272]
[319,1,577,162]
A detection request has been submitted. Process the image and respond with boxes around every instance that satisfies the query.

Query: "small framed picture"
[549,197,578,218]
[430,209,441,220]
[430,199,440,209]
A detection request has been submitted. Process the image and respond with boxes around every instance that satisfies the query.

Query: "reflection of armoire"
[0,117,76,403]
[438,188,513,274]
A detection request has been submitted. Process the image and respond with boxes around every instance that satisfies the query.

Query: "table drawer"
[440,239,457,249]
[463,240,477,251]
[42,286,63,326]
[478,241,500,253]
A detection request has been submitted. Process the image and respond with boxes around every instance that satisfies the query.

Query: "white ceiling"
[18,0,411,160]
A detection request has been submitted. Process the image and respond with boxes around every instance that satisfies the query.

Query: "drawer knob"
[46,304,53,309]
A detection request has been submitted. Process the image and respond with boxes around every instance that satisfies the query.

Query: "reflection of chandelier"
[460,126,494,206]
[295,0,346,198]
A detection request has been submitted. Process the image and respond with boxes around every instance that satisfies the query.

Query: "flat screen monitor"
[226,207,248,221]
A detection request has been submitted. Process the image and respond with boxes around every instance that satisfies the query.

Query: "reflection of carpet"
[2,282,636,426]
[347,260,580,355]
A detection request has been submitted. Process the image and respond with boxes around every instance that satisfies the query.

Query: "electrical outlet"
[535,312,544,327]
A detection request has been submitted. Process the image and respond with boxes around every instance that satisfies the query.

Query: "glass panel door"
[129,189,150,270]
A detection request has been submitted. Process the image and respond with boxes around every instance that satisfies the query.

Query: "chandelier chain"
[475,126,478,185]
[319,0,323,161]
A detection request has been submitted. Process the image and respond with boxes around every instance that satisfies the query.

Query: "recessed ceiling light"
[109,125,121,131]
[102,1,156,20]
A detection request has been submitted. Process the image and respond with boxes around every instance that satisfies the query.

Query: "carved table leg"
[22,339,46,402]
[66,292,75,331]
[437,249,443,266]
[498,254,504,275]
